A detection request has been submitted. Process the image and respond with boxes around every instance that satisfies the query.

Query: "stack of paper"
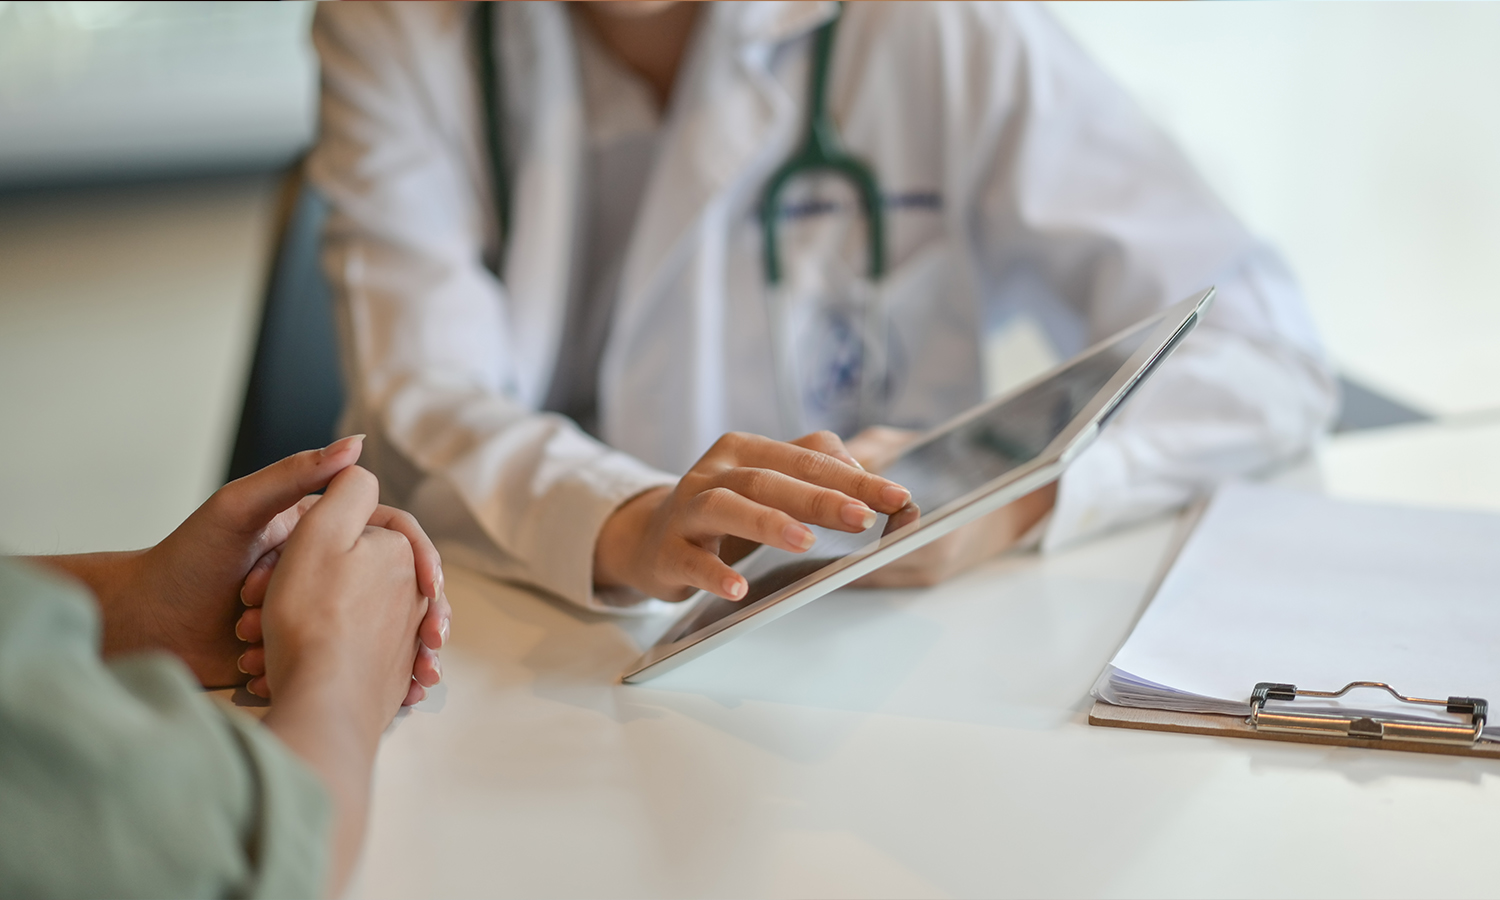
[1093,482,1500,739]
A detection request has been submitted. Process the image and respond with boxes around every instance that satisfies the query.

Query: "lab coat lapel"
[498,2,585,410]
[601,1,836,470]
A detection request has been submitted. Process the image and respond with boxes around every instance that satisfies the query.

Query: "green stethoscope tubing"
[477,0,509,271]
[758,3,885,285]
[477,2,884,284]
[476,2,888,433]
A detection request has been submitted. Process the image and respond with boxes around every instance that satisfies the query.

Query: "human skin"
[30,447,442,896]
[575,3,1059,598]
[257,464,430,895]
[843,427,1058,588]
[595,431,913,602]
[575,1,699,107]
[35,436,451,704]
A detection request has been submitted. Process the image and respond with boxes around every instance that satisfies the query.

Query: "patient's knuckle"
[395,534,417,564]
[201,487,235,519]
[345,465,379,493]
[370,526,414,559]
[388,508,419,533]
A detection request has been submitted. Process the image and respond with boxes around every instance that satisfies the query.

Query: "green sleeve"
[0,560,331,899]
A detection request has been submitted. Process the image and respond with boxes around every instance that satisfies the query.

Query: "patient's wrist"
[271,664,388,746]
[29,550,154,653]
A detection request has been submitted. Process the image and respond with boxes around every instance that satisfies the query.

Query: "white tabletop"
[350,422,1500,899]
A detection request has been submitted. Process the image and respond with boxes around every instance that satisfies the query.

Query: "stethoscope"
[477,2,890,437]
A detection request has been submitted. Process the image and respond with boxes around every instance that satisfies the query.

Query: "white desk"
[350,422,1500,899]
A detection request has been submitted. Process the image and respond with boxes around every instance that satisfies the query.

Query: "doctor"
[309,1,1336,611]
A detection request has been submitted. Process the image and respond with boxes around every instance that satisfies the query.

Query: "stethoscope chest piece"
[757,3,893,438]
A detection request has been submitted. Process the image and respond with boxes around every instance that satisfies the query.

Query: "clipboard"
[1086,484,1500,760]
[1090,681,1500,759]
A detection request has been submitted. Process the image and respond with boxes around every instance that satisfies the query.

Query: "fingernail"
[234,617,249,642]
[782,523,816,551]
[436,566,445,598]
[239,585,250,607]
[880,484,911,509]
[433,655,442,682]
[237,653,250,675]
[724,577,747,601]
[439,616,450,647]
[246,680,265,699]
[320,434,366,458]
[841,502,877,530]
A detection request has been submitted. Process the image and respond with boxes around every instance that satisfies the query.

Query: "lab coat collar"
[601,1,835,462]
[498,2,832,417]
[496,2,585,410]
[734,1,838,48]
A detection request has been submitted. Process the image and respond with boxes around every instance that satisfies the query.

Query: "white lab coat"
[308,1,1337,612]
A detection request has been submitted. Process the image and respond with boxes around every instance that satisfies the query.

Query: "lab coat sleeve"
[307,3,676,611]
[958,2,1339,548]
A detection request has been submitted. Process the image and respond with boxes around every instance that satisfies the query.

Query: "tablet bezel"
[620,288,1215,684]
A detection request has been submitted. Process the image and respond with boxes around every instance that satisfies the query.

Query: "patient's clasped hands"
[24,435,451,894]
[224,436,449,705]
[71,434,449,706]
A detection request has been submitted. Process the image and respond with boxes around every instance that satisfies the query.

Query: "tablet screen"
[660,318,1159,644]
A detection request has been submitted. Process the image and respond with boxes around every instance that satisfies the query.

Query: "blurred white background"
[0,1,315,183]
[0,1,314,553]
[1051,1,1500,418]
[0,1,1498,554]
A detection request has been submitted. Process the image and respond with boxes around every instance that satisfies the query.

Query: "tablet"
[621,288,1215,683]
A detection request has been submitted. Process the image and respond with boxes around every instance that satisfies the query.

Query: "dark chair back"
[226,177,343,481]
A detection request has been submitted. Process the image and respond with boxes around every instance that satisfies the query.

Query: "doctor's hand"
[594,431,913,602]
[844,427,1058,588]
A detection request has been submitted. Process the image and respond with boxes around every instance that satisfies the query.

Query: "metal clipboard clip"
[1249,681,1489,746]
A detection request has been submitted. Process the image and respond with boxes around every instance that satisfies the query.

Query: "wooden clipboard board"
[1089,701,1500,760]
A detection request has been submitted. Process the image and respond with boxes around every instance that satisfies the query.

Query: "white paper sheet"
[1095,482,1500,737]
